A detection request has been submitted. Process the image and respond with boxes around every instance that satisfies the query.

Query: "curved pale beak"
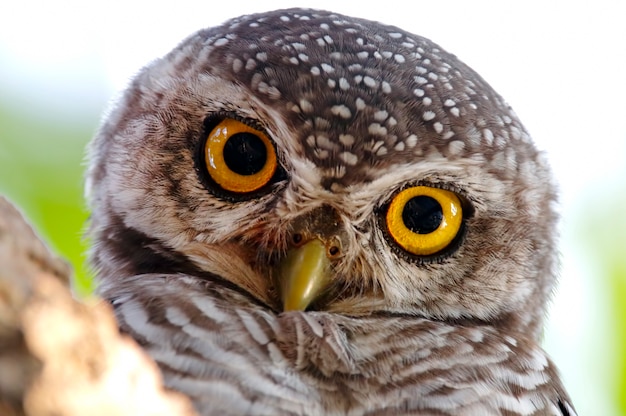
[279,239,331,311]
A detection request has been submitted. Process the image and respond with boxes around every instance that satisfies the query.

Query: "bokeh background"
[1,1,624,414]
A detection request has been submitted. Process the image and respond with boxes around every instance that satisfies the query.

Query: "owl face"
[87,9,558,337]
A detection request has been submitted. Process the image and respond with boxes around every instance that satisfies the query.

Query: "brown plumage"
[86,8,575,415]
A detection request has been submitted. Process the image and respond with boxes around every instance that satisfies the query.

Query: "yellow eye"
[386,186,463,256]
[204,118,277,193]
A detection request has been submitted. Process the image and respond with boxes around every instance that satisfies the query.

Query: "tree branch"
[0,196,196,416]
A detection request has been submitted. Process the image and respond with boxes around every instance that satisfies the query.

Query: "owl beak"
[279,239,331,311]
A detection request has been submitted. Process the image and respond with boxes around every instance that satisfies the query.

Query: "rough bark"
[0,196,196,416]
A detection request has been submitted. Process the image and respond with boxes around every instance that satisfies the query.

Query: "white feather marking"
[189,294,230,324]
[237,309,271,344]
[493,392,543,415]
[497,366,548,389]
[300,312,324,338]
[164,306,190,326]
[118,299,174,343]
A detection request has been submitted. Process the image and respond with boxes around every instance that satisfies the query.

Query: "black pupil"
[223,132,267,175]
[402,196,443,234]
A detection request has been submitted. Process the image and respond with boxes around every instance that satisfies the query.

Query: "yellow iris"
[386,186,463,256]
[204,118,277,193]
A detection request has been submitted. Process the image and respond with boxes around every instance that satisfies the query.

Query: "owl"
[85,8,575,416]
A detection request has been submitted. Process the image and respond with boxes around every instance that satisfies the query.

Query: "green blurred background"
[1,1,624,414]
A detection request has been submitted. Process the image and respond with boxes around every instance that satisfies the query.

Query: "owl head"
[86,8,559,340]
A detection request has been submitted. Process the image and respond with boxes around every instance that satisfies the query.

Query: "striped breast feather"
[102,274,575,416]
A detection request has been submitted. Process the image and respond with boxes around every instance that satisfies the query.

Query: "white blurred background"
[1,1,624,414]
